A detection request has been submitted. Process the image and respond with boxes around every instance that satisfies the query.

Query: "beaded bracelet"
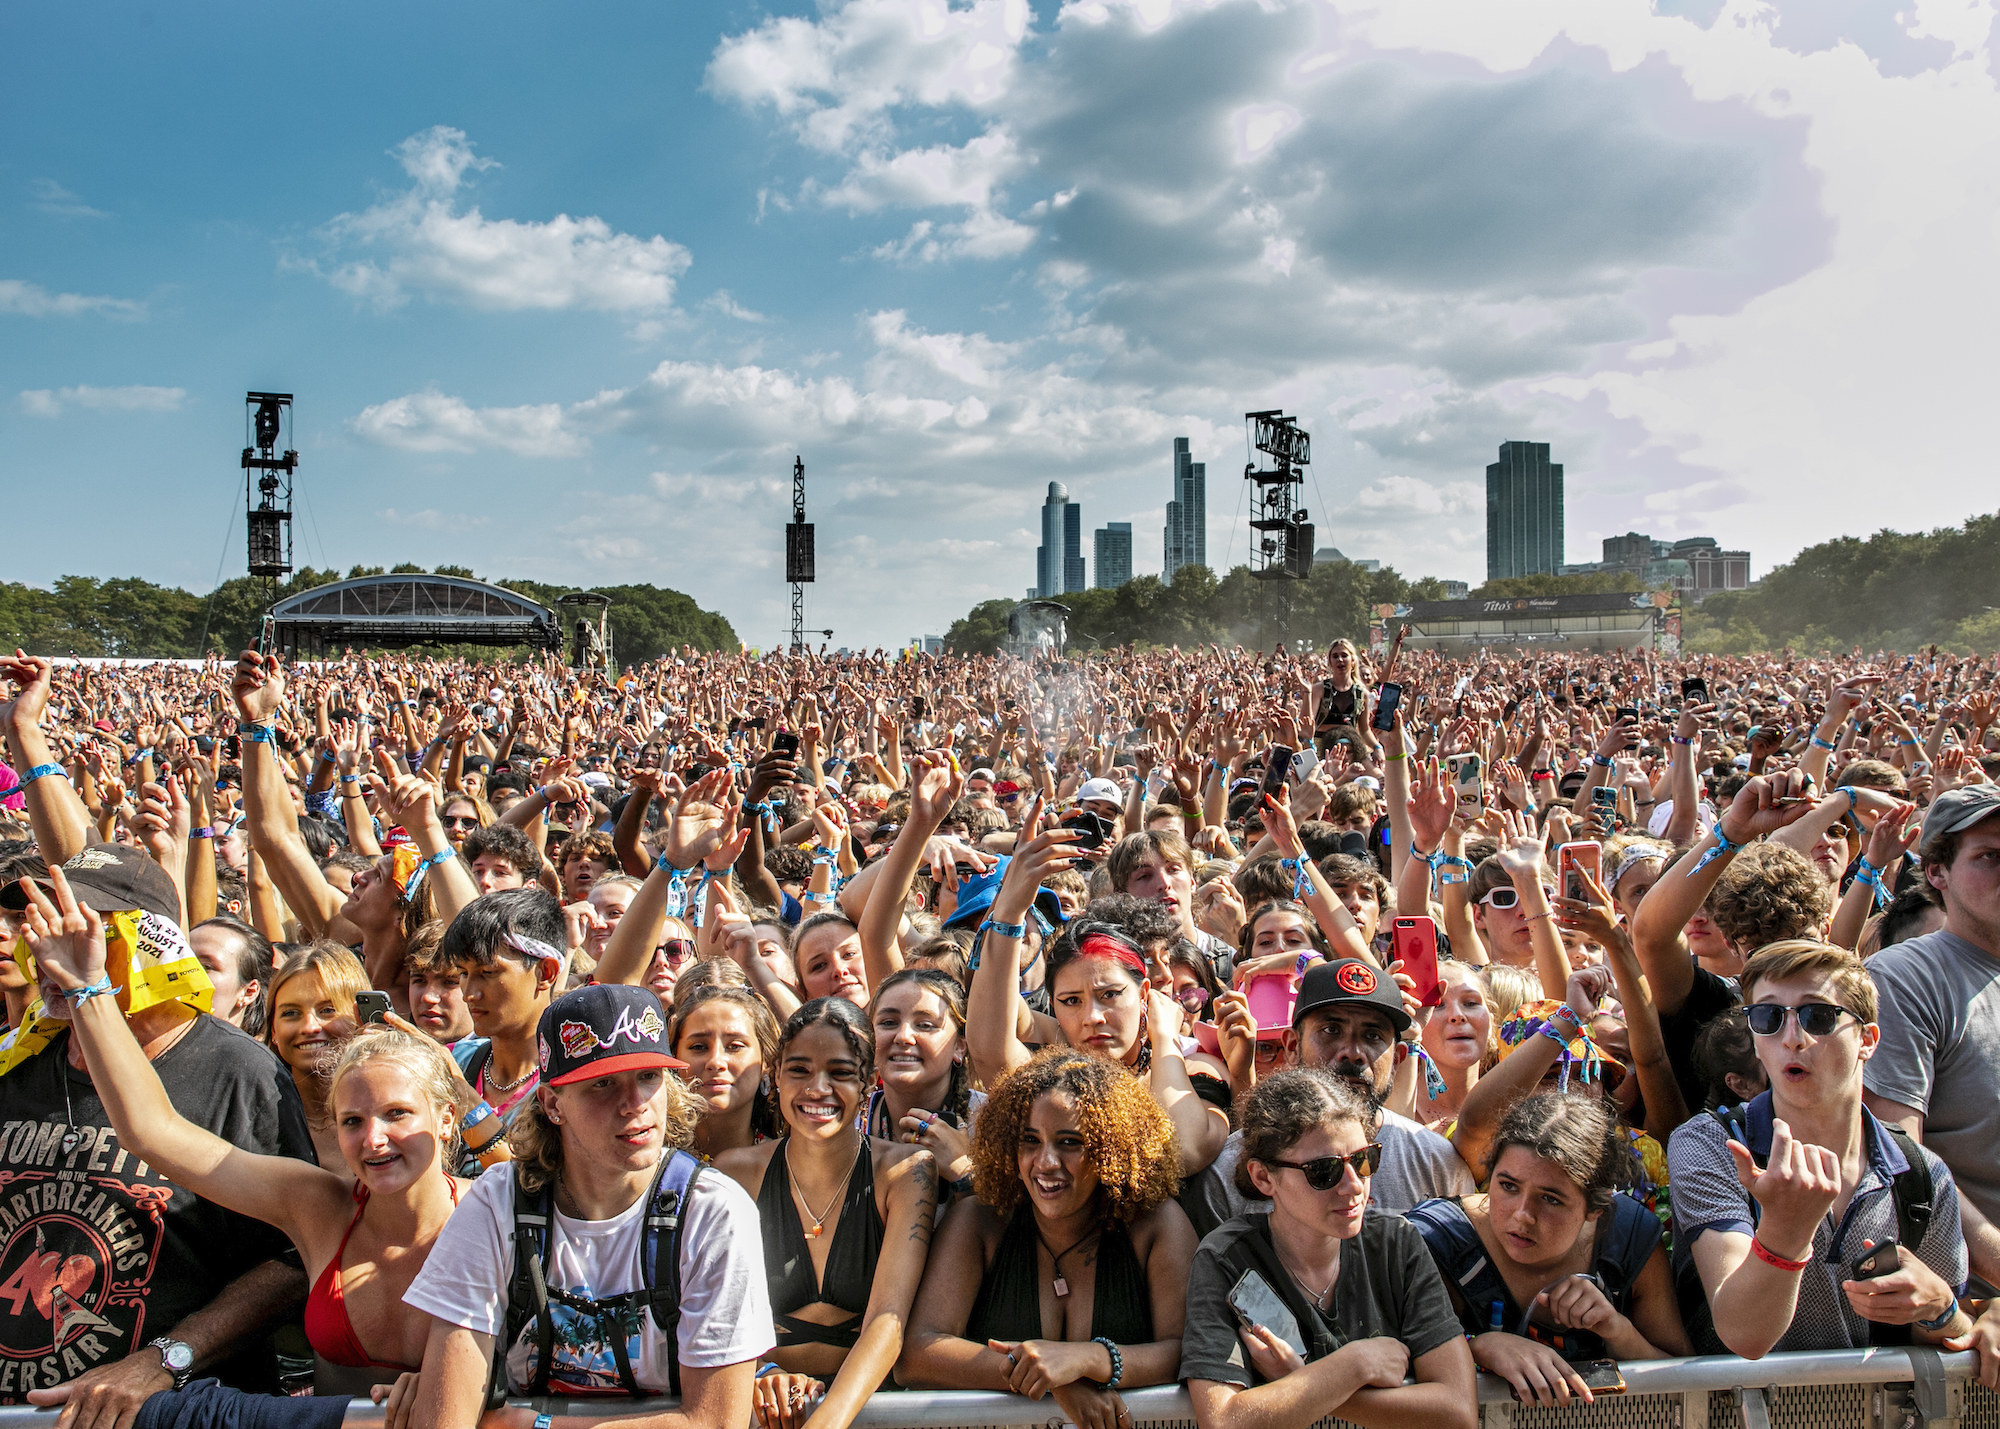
[1092,1336,1125,1390]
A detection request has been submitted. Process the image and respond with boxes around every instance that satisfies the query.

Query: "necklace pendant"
[60,1131,79,1155]
[1052,1275,1069,1298]
[807,1222,824,1238]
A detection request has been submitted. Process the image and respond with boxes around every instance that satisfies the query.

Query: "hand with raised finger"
[1728,1118,1839,1252]
[1864,800,1921,868]
[16,865,107,995]
[133,777,190,872]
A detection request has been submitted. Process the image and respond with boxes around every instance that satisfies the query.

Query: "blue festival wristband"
[14,762,67,792]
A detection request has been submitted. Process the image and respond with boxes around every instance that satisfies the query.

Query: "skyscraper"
[1485,441,1564,582]
[1037,482,1086,596]
[1163,438,1206,578]
[1094,523,1132,589]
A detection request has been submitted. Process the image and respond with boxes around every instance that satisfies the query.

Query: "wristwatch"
[151,1336,195,1389]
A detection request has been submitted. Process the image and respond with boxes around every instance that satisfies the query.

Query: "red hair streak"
[1078,932,1148,980]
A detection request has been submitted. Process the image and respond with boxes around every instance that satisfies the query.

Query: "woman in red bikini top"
[37,887,477,1418]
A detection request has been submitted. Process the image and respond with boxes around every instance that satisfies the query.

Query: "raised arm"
[1,652,94,863]
[17,867,333,1242]
[595,769,745,988]
[860,754,962,989]
[231,651,352,939]
[966,819,1074,1087]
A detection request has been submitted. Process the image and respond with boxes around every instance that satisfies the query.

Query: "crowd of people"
[0,631,1997,1429]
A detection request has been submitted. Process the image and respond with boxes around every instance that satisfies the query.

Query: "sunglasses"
[1174,987,1211,1011]
[656,939,696,967]
[1745,1002,1860,1037]
[1478,886,1557,910]
[1265,1143,1382,1190]
[441,814,480,829]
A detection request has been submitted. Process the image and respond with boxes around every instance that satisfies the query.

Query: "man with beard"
[1178,958,1475,1237]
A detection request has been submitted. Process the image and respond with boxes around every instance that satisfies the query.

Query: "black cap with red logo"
[1293,957,1412,1035]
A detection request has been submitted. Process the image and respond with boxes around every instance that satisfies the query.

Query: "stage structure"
[243,392,297,587]
[785,455,816,653]
[266,573,563,657]
[1244,410,1313,581]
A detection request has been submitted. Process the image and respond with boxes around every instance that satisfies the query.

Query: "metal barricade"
[0,1351,1979,1427]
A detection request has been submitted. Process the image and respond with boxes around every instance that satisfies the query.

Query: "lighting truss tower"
[785,455,815,652]
[243,392,298,596]
[1244,410,1313,580]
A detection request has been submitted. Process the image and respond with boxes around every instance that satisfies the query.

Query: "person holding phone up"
[1183,1069,1475,1429]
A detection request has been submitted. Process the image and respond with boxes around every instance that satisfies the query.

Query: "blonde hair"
[1479,962,1540,1026]
[1740,940,1877,1024]
[508,1065,703,1194]
[326,1023,477,1165]
[265,941,368,1058]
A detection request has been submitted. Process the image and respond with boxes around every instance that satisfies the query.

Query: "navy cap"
[537,984,686,1086]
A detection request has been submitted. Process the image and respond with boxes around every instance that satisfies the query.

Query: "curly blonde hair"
[970,1049,1179,1222]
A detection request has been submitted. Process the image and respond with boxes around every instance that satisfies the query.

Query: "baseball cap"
[1292,958,1411,1035]
[942,856,1065,930]
[967,768,996,785]
[1921,785,2000,849]
[0,843,180,923]
[1076,777,1121,806]
[537,984,687,1086]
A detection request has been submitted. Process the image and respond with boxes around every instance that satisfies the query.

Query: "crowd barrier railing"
[0,1347,1974,1429]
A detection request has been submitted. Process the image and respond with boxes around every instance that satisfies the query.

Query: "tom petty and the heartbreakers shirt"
[0,1016,312,1401]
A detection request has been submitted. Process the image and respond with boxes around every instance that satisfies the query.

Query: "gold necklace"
[792,1139,860,1239]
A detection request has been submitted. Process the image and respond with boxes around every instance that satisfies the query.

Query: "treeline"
[944,560,1454,655]
[0,565,738,663]
[1686,512,2000,655]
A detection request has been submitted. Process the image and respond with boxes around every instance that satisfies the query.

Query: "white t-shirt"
[405,1161,774,1396]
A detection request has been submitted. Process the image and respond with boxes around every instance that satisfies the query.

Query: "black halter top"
[758,1137,883,1349]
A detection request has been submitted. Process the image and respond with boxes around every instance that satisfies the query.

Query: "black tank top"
[758,1138,883,1349]
[965,1204,1153,1348]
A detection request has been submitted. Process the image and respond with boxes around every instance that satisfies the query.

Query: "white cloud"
[701,290,769,323]
[29,179,109,219]
[314,127,691,315]
[18,384,184,416]
[0,280,142,319]
[350,390,584,457]
[819,128,1026,211]
[1352,475,1483,516]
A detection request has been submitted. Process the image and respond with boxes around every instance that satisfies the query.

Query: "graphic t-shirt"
[0,1016,312,1401]
[405,1160,774,1396]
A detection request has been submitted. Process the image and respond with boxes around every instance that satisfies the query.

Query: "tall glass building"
[1094,522,1132,588]
[1485,441,1564,581]
[1036,482,1086,595]
[1164,437,1206,578]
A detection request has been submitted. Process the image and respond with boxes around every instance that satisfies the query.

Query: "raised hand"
[0,650,55,730]
[1727,1118,1839,1254]
[231,649,286,725]
[16,865,107,995]
[661,768,747,872]
[1719,770,1821,841]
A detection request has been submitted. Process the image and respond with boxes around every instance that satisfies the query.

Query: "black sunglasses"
[1266,1143,1382,1190]
[1746,1003,1860,1037]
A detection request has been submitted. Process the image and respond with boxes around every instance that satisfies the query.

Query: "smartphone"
[1227,1269,1308,1360]
[1062,810,1114,851]
[1852,1241,1900,1280]
[354,990,393,1025]
[1591,785,1619,814]
[1682,677,1709,704]
[1557,842,1602,904]
[771,730,801,759]
[1447,753,1483,816]
[910,696,928,721]
[1371,683,1403,733]
[1391,917,1442,1008]
[1576,1361,1628,1396]
[1263,745,1296,797]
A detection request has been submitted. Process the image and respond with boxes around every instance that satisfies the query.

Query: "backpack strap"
[1591,1194,1665,1312]
[640,1149,705,1398]
[1406,1198,1510,1331]
[497,1167,556,1402]
[1881,1126,1935,1251]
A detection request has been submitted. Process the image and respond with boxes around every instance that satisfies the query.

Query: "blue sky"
[6,0,1997,651]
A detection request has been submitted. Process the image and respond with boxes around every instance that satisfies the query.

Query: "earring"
[547,1111,561,1124]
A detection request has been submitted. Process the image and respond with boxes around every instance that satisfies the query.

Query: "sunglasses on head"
[1266,1143,1382,1189]
[1478,886,1556,910]
[1746,1002,1859,1037]
[657,939,696,967]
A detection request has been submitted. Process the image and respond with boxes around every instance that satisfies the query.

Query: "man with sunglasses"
[1668,940,1967,1358]
[1863,785,2000,1387]
[1183,959,1474,1236]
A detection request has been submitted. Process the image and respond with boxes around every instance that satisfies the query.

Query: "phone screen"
[1371,683,1403,733]
[1557,842,1602,903]
[1448,754,1483,813]
[1263,746,1295,797]
[1227,1269,1307,1360]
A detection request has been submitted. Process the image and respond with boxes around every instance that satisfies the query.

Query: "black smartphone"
[910,696,928,721]
[1263,745,1295,796]
[1852,1241,1900,1280]
[1062,810,1114,851]
[1616,706,1639,724]
[771,730,801,759]
[1227,1269,1307,1361]
[1682,677,1709,703]
[1371,683,1403,733]
[354,990,393,1025]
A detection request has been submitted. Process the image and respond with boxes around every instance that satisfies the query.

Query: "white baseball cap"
[1076,777,1122,806]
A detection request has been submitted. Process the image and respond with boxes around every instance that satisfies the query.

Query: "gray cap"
[1920,785,2000,849]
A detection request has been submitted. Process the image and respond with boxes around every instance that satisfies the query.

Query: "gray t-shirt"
[1181,1211,1462,1388]
[1185,1111,1476,1238]
[1864,929,2000,1243]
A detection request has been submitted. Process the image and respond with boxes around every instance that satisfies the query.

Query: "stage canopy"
[267,574,562,654]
